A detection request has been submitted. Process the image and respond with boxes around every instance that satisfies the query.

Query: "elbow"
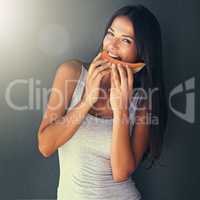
[37,132,53,158]
[113,172,129,182]
[112,168,131,182]
[112,164,136,182]
[38,144,52,158]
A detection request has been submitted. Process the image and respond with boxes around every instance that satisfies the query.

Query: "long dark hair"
[97,4,168,169]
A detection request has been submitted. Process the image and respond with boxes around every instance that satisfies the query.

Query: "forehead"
[110,16,135,36]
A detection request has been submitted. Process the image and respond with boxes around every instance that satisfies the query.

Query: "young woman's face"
[103,16,137,63]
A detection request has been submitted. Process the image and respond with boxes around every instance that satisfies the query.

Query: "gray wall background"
[0,0,199,199]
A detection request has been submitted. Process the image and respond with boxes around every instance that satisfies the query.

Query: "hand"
[82,52,111,108]
[110,63,134,114]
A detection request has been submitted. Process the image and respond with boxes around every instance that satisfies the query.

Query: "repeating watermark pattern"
[4,76,196,125]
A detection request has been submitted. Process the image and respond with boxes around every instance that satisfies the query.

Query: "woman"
[37,4,168,200]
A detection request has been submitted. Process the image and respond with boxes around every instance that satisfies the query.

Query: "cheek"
[121,46,137,62]
[103,38,109,48]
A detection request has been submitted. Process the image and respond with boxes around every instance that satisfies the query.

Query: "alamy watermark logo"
[169,77,195,123]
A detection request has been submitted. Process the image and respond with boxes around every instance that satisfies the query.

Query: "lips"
[108,52,122,60]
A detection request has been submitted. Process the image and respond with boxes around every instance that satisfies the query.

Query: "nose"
[109,38,120,51]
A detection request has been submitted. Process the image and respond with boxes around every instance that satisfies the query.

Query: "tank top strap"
[65,63,87,112]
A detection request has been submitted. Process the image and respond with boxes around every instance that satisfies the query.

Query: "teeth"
[109,53,120,58]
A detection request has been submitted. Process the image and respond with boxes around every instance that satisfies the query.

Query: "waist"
[57,175,141,200]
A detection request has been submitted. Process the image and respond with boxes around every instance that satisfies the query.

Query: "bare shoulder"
[57,59,85,77]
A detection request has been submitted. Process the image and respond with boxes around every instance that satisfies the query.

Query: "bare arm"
[37,61,90,157]
[38,99,91,158]
[111,102,150,182]
[37,53,111,158]
[109,59,151,182]
[130,101,150,171]
[111,110,134,182]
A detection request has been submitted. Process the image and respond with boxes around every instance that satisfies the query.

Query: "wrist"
[113,109,129,124]
[80,98,92,111]
[113,110,130,125]
[113,109,129,117]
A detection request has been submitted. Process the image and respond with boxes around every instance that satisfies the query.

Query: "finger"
[88,59,109,76]
[88,51,105,75]
[117,63,128,89]
[111,68,115,88]
[111,63,120,88]
[125,64,134,100]
[92,63,111,80]
[126,64,134,90]
[95,70,110,83]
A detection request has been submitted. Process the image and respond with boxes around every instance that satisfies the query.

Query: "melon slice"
[101,50,145,73]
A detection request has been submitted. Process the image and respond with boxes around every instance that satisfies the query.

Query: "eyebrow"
[109,27,135,40]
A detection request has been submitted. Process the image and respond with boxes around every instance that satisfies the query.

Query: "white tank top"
[57,63,142,200]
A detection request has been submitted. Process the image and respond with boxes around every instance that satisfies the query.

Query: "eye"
[122,38,131,44]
